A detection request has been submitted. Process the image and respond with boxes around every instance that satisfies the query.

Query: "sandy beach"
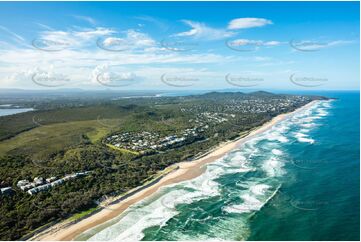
[31,100,318,241]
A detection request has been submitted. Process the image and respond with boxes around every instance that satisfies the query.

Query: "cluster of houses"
[16,171,90,195]
[199,112,234,123]
[189,112,234,128]
[108,131,159,151]
[106,127,203,153]
[106,112,237,154]
[156,128,199,150]
[105,95,313,154]
[183,95,312,116]
[223,99,293,113]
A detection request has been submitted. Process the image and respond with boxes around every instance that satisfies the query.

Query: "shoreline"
[30,100,319,241]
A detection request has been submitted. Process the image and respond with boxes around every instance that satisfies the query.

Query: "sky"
[0,1,359,91]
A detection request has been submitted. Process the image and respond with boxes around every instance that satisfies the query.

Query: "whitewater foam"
[85,100,332,241]
[250,184,271,196]
[223,184,279,215]
[271,149,283,156]
[262,157,285,177]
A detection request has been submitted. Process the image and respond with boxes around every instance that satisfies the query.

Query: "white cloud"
[133,15,169,31]
[91,64,138,87]
[33,27,116,50]
[290,40,355,51]
[228,18,273,30]
[32,26,157,55]
[73,28,114,40]
[0,25,28,47]
[2,69,34,86]
[175,20,234,40]
[263,41,281,46]
[229,39,281,47]
[73,15,97,25]
[0,42,232,89]
[0,18,291,90]
[327,40,354,46]
[123,29,156,46]
[85,29,157,52]
[0,25,25,42]
[35,23,54,31]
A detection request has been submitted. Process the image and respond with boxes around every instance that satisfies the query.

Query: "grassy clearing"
[67,207,99,222]
[0,105,135,141]
[105,143,140,155]
[85,118,126,143]
[0,113,187,160]
[0,120,114,160]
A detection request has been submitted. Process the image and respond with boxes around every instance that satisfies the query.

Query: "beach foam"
[262,157,285,177]
[264,131,289,143]
[84,100,332,241]
[271,149,283,156]
[224,194,264,214]
[250,184,271,196]
[294,132,315,144]
[223,183,276,215]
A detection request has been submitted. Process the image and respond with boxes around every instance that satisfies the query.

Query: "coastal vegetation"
[0,91,326,240]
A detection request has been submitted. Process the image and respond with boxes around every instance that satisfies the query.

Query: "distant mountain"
[198,91,280,99]
[200,91,245,97]
[248,91,276,97]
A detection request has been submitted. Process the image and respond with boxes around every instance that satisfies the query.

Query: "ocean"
[78,91,359,241]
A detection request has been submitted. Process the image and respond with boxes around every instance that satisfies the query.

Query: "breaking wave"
[85,100,332,241]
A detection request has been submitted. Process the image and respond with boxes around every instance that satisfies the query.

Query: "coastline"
[30,100,319,241]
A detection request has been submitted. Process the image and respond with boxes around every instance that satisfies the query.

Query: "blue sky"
[0,1,359,91]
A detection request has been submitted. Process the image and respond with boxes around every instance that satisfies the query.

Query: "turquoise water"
[82,91,359,241]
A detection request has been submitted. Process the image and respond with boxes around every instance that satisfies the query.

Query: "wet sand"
[31,101,317,241]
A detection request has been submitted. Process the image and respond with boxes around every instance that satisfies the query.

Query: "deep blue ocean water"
[79,91,359,241]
